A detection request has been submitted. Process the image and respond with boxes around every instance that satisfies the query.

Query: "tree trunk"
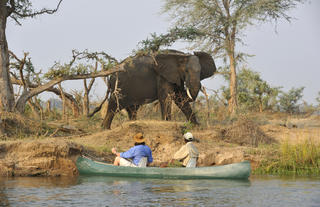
[46,100,52,114]
[27,100,41,120]
[201,86,210,127]
[69,100,79,117]
[13,67,123,113]
[83,78,95,117]
[0,7,14,111]
[228,53,238,114]
[58,84,67,121]
[258,96,263,113]
[33,97,44,120]
[83,90,89,116]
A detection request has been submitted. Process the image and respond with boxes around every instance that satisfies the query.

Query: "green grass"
[254,138,320,176]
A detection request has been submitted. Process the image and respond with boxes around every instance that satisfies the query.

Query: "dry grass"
[0,112,44,138]
[217,117,277,147]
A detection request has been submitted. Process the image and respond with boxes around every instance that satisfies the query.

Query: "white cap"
[183,132,194,141]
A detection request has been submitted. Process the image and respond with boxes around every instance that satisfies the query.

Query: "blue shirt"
[120,145,153,166]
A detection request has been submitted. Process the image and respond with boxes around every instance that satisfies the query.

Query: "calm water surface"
[0,175,319,207]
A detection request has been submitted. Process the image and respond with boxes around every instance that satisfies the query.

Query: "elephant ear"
[194,52,216,80]
[154,53,188,86]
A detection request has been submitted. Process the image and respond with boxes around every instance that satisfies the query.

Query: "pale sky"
[7,0,320,104]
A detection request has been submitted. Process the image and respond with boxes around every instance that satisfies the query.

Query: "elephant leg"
[101,96,119,129]
[173,93,199,125]
[164,94,173,120]
[158,77,174,121]
[126,105,140,120]
[159,98,169,120]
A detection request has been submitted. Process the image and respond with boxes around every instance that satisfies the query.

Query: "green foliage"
[238,69,281,112]
[255,139,320,176]
[278,87,305,114]
[162,0,305,113]
[181,121,194,134]
[168,160,184,168]
[316,91,320,108]
[44,50,118,80]
[136,27,203,53]
[162,0,305,56]
[9,52,43,86]
[221,68,281,112]
[44,62,75,79]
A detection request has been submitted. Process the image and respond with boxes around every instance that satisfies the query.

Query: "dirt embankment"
[0,139,83,176]
[1,118,318,177]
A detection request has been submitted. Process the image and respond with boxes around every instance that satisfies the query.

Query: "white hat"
[183,132,194,141]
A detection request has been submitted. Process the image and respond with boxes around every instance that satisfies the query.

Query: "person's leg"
[113,157,121,166]
[119,158,137,167]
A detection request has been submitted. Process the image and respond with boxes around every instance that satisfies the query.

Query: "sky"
[6,0,320,104]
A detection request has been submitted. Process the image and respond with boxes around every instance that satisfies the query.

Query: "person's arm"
[112,147,120,157]
[119,147,135,159]
[147,147,153,163]
[173,145,189,161]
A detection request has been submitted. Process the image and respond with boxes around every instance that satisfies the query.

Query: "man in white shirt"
[172,132,199,167]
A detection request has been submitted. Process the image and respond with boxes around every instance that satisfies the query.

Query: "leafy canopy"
[278,87,305,113]
[162,0,305,56]
[44,50,118,80]
[136,27,203,53]
[221,67,281,111]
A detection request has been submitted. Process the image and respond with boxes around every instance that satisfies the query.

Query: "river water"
[0,175,319,207]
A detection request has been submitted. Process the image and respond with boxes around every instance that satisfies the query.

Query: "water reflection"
[0,176,319,207]
[0,179,10,207]
[0,176,79,207]
[1,176,78,188]
[77,176,252,206]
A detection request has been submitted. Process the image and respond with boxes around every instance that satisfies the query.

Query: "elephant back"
[108,55,158,105]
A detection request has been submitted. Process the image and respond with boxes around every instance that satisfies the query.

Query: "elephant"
[101,50,217,129]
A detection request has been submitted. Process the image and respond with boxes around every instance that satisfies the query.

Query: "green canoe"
[76,156,251,179]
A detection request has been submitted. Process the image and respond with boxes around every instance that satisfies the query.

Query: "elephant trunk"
[185,72,201,101]
[186,81,200,101]
[185,56,201,101]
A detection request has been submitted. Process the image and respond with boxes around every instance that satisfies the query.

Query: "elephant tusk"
[186,87,193,100]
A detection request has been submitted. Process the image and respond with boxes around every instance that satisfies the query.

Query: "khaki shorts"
[119,158,137,167]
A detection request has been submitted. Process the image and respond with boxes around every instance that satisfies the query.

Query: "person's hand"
[111,147,117,155]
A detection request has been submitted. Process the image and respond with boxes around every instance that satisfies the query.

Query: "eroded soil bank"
[0,119,319,177]
[0,139,83,176]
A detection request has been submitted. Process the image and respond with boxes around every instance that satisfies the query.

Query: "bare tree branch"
[12,0,63,18]
[14,66,124,112]
[88,90,110,118]
[7,0,16,17]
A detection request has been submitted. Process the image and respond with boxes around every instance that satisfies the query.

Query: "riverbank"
[0,118,319,177]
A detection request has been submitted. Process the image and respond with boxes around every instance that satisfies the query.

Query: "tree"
[221,68,280,112]
[9,50,121,113]
[278,87,305,114]
[316,91,320,108]
[237,68,280,112]
[162,0,305,114]
[0,0,63,112]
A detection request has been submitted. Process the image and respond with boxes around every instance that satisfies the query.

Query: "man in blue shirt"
[112,133,153,167]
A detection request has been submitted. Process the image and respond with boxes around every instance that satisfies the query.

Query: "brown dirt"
[0,118,319,177]
[0,139,83,177]
[217,117,276,147]
[69,120,269,167]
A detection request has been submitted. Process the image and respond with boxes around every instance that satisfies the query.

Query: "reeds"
[255,137,320,176]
